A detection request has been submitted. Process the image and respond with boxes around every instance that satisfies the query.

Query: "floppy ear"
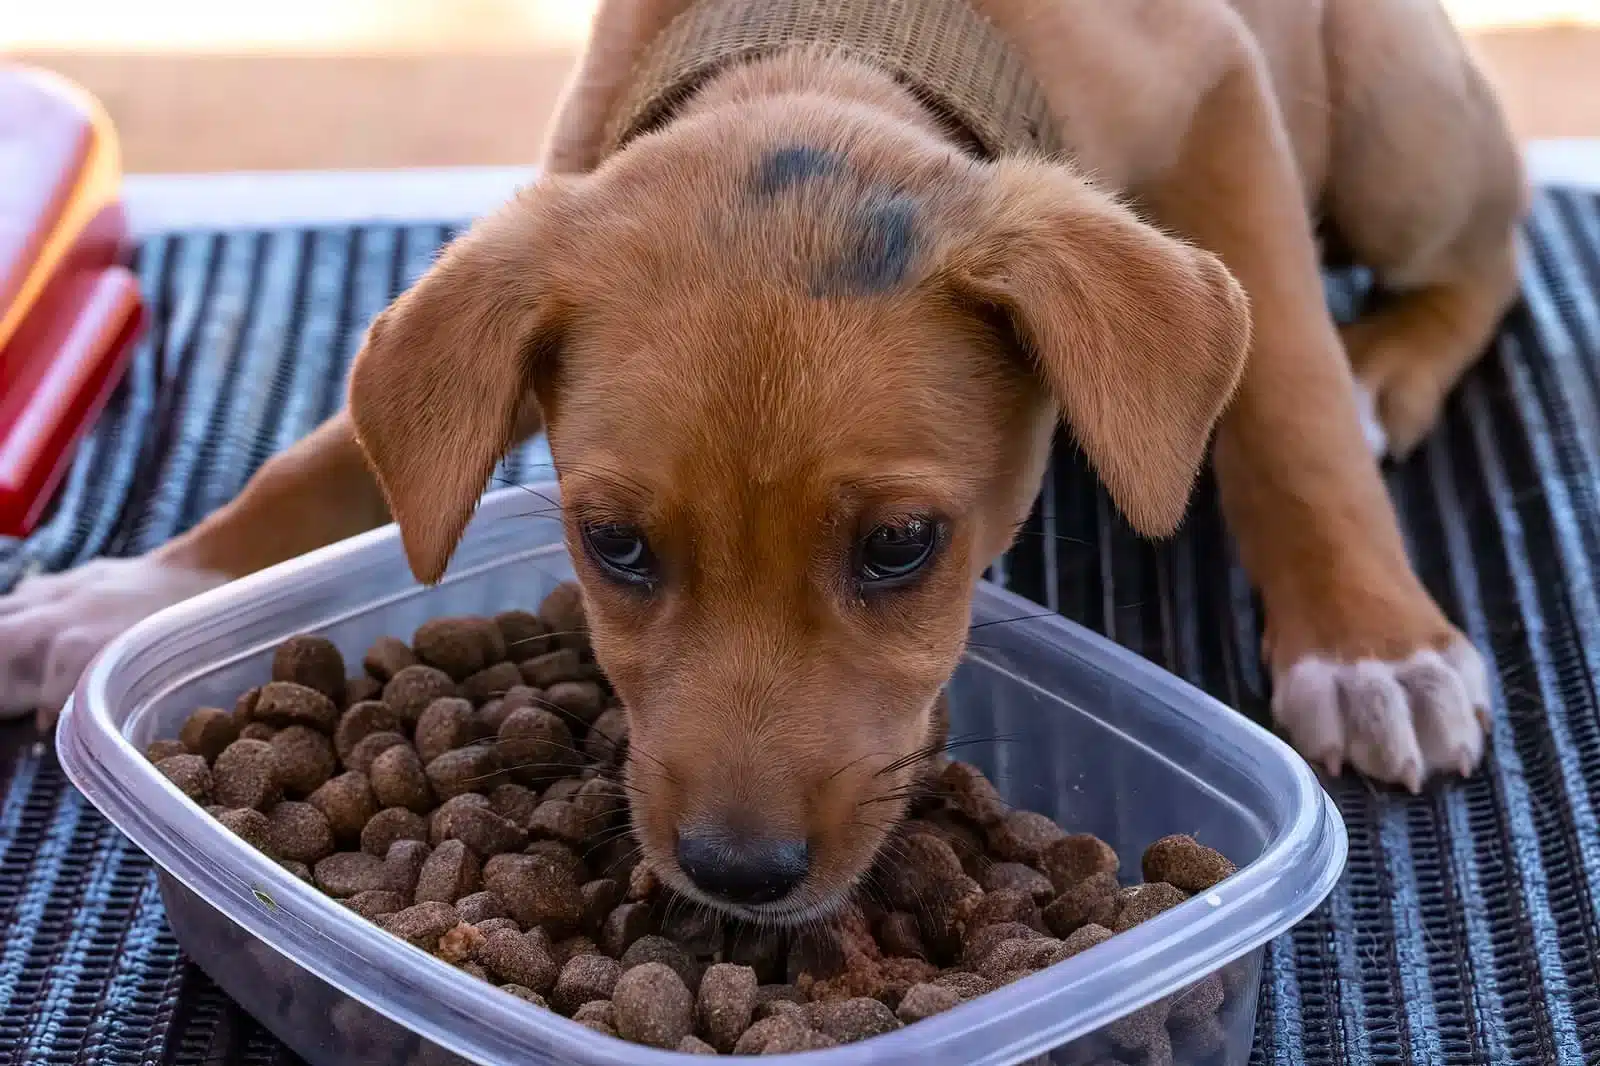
[348,178,579,584]
[943,159,1251,536]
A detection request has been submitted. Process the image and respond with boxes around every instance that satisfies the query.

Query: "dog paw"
[0,558,228,726]
[1271,637,1490,792]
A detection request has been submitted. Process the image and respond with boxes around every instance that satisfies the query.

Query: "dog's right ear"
[348,177,580,585]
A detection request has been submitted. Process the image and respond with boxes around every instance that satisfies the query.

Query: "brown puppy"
[0,0,1523,921]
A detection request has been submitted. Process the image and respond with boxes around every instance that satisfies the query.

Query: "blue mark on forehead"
[815,192,922,297]
[750,145,846,197]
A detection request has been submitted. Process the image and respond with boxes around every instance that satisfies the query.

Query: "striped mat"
[0,188,1599,1064]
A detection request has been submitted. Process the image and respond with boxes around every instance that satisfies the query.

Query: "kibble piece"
[435,801,528,857]
[455,890,507,925]
[269,725,338,797]
[463,662,524,707]
[345,890,409,920]
[426,746,503,800]
[734,1015,809,1055]
[520,649,583,689]
[571,778,626,834]
[307,772,378,842]
[896,982,959,1023]
[572,999,616,1034]
[1142,834,1237,893]
[383,838,433,897]
[881,832,966,913]
[146,739,188,763]
[584,706,628,765]
[253,681,340,733]
[334,701,401,764]
[1043,872,1121,938]
[538,582,586,637]
[272,635,346,703]
[553,954,624,1014]
[179,707,240,761]
[314,852,391,898]
[238,723,277,742]
[383,665,459,728]
[216,807,272,853]
[429,793,491,842]
[344,676,381,708]
[696,962,757,1052]
[805,997,902,1042]
[877,911,926,960]
[265,801,335,863]
[726,926,788,986]
[347,731,408,777]
[361,807,428,857]
[659,904,725,959]
[1061,923,1114,959]
[1041,833,1121,893]
[437,921,486,965]
[763,1027,839,1053]
[156,754,212,802]
[579,879,622,935]
[932,971,993,1001]
[488,783,541,829]
[544,680,604,728]
[383,900,462,951]
[412,698,475,765]
[363,636,417,683]
[279,860,312,882]
[677,1034,717,1055]
[369,743,434,813]
[600,902,654,957]
[983,862,1056,903]
[526,800,584,847]
[613,962,693,1049]
[495,610,549,657]
[623,935,702,996]
[475,917,521,937]
[1171,1014,1228,1058]
[483,852,583,935]
[1167,972,1225,1026]
[1112,882,1190,933]
[978,937,1070,981]
[212,739,281,809]
[961,922,1043,968]
[232,685,261,722]
[960,888,1042,934]
[754,985,806,1018]
[415,839,482,903]
[497,708,575,785]
[991,810,1069,865]
[478,927,559,993]
[1106,996,1171,1055]
[413,617,493,681]
[524,839,589,882]
[936,760,1008,826]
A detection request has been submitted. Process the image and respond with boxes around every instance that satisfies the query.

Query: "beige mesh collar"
[599,0,1061,161]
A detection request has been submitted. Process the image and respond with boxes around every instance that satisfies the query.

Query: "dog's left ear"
[940,159,1251,536]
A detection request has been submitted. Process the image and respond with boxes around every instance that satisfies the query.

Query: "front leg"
[1140,39,1489,790]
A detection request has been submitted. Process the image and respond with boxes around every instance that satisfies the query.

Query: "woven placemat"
[1,190,1599,1064]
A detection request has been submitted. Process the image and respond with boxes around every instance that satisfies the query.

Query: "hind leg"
[1322,0,1528,459]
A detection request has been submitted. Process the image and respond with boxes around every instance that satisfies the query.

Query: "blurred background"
[4,0,1599,173]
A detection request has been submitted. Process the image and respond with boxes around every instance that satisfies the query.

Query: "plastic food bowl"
[60,482,1346,1066]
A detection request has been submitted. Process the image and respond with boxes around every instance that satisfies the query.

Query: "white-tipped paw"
[1272,638,1491,792]
[0,558,227,725]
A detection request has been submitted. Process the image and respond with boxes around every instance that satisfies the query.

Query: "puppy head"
[349,100,1248,921]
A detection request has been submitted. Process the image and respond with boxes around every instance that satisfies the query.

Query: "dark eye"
[582,523,657,585]
[858,517,939,585]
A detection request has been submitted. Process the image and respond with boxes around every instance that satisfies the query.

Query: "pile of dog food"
[148,582,1242,1061]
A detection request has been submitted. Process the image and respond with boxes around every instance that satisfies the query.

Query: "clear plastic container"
[59,482,1346,1066]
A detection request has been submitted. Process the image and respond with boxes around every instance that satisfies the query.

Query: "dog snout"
[676,824,811,905]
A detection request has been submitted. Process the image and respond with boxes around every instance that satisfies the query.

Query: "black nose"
[676,828,810,904]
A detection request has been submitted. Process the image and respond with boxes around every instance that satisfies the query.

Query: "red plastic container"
[0,67,145,538]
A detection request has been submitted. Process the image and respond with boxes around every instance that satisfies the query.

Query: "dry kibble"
[959,888,1042,934]
[734,1015,810,1055]
[216,808,272,854]
[314,852,391,898]
[584,706,628,764]
[462,662,524,707]
[498,984,548,1009]
[1106,996,1171,1055]
[426,746,503,800]
[437,921,486,965]
[495,610,549,657]
[269,726,338,797]
[961,922,1042,967]
[497,708,574,785]
[677,1034,717,1054]
[483,852,583,935]
[455,891,506,925]
[253,681,340,733]
[238,723,277,742]
[212,739,281,810]
[179,707,240,761]
[932,971,993,1001]
[370,743,433,813]
[363,636,417,683]
[991,810,1069,865]
[697,963,758,1052]
[538,582,586,639]
[156,754,212,802]
[983,861,1056,903]
[544,680,604,728]
[553,954,623,1014]
[937,760,1008,826]
[413,617,495,681]
[1141,835,1237,893]
[232,686,261,723]
[279,860,312,882]
[572,999,616,1034]
[762,1026,839,1052]
[478,927,559,993]
[623,935,702,996]
[878,911,927,960]
[600,902,654,957]
[383,665,458,728]
[361,807,428,857]
[881,832,966,912]
[146,739,188,763]
[475,917,521,937]
[415,839,482,903]
[265,802,335,863]
[520,649,583,689]
[1042,833,1122,893]
[384,900,462,951]
[580,879,622,935]
[1044,872,1122,938]
[526,800,584,847]
[555,934,602,967]
[1171,1014,1228,1058]
[434,797,528,857]
[1061,923,1114,959]
[977,937,1070,981]
[414,698,476,765]
[613,962,693,1049]
[344,676,381,707]
[1112,882,1190,933]
[524,839,588,883]
[334,701,400,764]
[897,982,959,1023]
[489,783,542,828]
[308,772,378,842]
[571,778,626,832]
[806,997,902,1042]
[272,635,346,703]
[345,890,408,920]
[383,838,433,897]
[1167,973,1225,1026]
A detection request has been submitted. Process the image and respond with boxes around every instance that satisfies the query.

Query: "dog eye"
[859,517,939,584]
[582,523,657,585]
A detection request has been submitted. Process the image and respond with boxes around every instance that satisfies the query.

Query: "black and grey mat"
[1,188,1599,1065]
